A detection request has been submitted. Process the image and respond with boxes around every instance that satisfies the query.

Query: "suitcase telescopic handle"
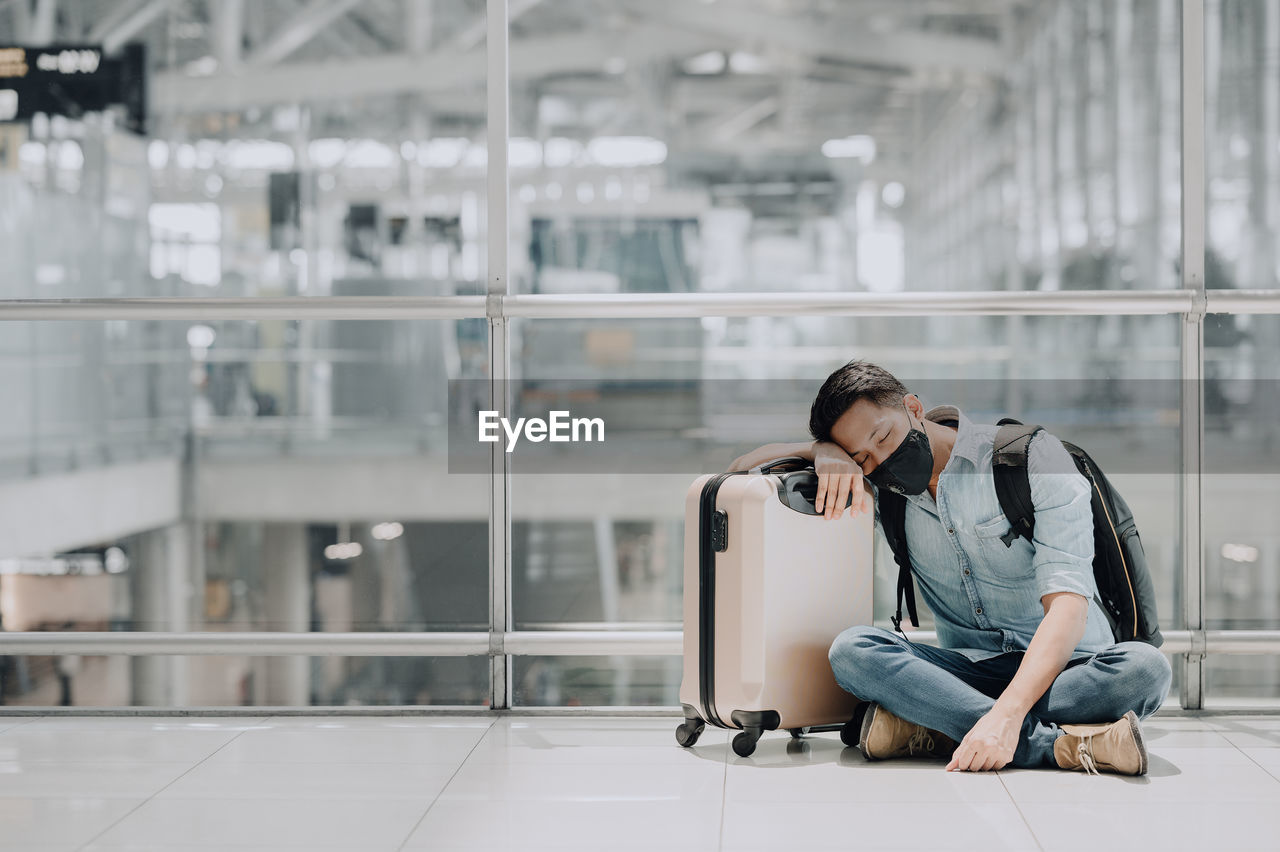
[748,455,811,475]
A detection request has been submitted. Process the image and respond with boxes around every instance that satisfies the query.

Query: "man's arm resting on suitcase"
[945,592,1089,772]
[727,441,816,472]
[729,441,870,520]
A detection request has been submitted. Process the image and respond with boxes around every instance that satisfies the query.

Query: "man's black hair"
[808,360,909,444]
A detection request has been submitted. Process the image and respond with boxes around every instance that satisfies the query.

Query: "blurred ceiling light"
[55,141,83,170]
[35,264,65,286]
[576,182,594,203]
[148,140,169,169]
[684,50,727,75]
[19,141,46,166]
[184,55,218,76]
[344,139,396,169]
[518,184,537,203]
[104,546,128,574]
[544,137,583,168]
[1221,543,1259,563]
[308,137,346,169]
[587,136,667,167]
[272,105,302,133]
[509,137,542,169]
[728,51,769,74]
[0,89,16,121]
[175,143,197,169]
[224,139,294,171]
[882,181,906,208]
[605,176,623,200]
[372,522,404,541]
[419,142,464,170]
[462,142,488,168]
[400,140,417,160]
[545,182,563,200]
[150,202,221,241]
[324,542,363,561]
[821,134,876,163]
[187,324,216,349]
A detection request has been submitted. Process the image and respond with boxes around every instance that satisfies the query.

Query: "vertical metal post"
[1179,0,1207,710]
[486,0,512,710]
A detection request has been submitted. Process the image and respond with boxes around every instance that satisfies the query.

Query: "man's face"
[828,396,915,476]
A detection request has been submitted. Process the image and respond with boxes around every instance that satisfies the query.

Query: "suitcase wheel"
[675,721,704,748]
[788,727,810,739]
[732,730,760,757]
[840,717,860,748]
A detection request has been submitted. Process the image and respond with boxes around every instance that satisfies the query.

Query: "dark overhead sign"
[0,43,147,134]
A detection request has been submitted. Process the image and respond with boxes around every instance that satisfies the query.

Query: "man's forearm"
[993,596,1088,717]
[729,441,816,471]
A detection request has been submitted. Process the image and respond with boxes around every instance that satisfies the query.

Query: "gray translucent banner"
[446,379,1278,475]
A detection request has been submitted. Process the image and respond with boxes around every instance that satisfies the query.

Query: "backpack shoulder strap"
[993,419,1042,548]
[878,488,919,631]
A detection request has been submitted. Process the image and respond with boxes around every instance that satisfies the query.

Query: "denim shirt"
[879,404,1115,662]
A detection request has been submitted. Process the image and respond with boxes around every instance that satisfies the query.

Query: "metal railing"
[1,289,1276,322]
[4,629,1280,659]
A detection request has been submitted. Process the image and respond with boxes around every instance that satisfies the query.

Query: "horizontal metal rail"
[0,628,1275,657]
[1,289,1278,321]
[0,632,490,656]
[0,296,489,321]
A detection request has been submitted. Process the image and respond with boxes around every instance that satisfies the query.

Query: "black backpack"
[880,417,1164,648]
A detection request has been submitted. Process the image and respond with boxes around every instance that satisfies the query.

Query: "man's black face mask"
[866,402,934,496]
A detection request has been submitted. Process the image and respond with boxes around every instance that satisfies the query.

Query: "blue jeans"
[828,625,1173,768]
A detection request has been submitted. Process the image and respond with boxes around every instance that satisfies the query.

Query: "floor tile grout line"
[1229,732,1280,785]
[995,770,1047,852]
[393,718,497,852]
[0,715,46,733]
[71,715,272,852]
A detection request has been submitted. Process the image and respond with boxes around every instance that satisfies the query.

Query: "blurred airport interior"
[0,0,1278,714]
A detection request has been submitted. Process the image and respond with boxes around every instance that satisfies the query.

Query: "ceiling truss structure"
[3,0,1026,185]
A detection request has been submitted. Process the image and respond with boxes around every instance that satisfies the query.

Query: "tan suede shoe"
[1053,710,1148,776]
[858,702,958,761]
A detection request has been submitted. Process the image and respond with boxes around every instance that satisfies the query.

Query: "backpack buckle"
[1000,518,1032,548]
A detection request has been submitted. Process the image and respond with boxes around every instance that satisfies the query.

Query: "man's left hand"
[945,707,1023,772]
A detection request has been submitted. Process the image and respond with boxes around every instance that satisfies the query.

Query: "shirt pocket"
[972,512,1031,578]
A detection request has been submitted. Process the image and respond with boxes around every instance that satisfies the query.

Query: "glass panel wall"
[0,318,486,708]
[0,2,489,301]
[507,314,1184,707]
[1201,0,1280,703]
[505,1,1179,295]
[5,0,1280,710]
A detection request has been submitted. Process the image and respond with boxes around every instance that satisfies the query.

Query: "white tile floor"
[0,713,1278,851]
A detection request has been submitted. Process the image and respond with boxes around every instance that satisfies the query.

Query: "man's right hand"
[812,441,871,520]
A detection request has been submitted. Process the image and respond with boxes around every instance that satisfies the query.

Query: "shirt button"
[948,528,955,535]
[963,568,970,575]
[975,607,983,615]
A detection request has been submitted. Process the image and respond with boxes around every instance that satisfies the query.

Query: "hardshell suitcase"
[676,458,873,757]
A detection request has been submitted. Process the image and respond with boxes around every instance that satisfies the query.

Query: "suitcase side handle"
[776,470,856,515]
